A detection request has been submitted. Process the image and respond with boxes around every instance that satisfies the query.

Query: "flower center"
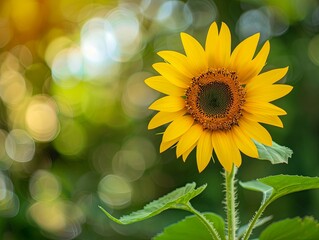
[198,82,233,116]
[185,68,245,131]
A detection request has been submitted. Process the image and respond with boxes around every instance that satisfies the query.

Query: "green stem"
[241,201,268,240]
[186,203,221,240]
[225,166,237,240]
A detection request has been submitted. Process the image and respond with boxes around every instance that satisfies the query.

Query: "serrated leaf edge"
[100,182,207,225]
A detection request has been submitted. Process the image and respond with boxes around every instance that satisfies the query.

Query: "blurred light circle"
[81,18,114,63]
[80,18,120,78]
[156,1,193,31]
[0,173,13,201]
[0,173,19,217]
[0,52,20,72]
[53,120,87,156]
[83,59,120,81]
[45,37,73,68]
[28,200,84,239]
[186,0,218,28]
[140,0,165,20]
[308,35,319,66]
[122,72,160,119]
[106,7,142,61]
[0,70,27,106]
[122,136,157,169]
[11,45,33,68]
[0,191,19,217]
[52,48,80,88]
[107,8,139,47]
[25,95,60,142]
[29,202,66,233]
[29,170,61,202]
[67,46,84,78]
[266,7,289,37]
[112,150,145,182]
[98,175,132,208]
[236,9,271,42]
[91,143,120,174]
[5,129,35,163]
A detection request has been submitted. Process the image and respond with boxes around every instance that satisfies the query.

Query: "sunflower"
[145,22,292,172]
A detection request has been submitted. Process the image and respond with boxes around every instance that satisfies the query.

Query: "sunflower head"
[185,68,245,131]
[146,22,292,172]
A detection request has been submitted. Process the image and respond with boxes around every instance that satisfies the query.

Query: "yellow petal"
[246,67,289,90]
[157,51,193,78]
[212,131,241,172]
[243,111,283,128]
[196,131,213,172]
[145,76,185,96]
[149,96,185,112]
[182,142,197,162]
[243,101,287,116]
[153,62,190,88]
[246,84,293,102]
[232,126,258,158]
[205,22,219,68]
[180,32,208,75]
[229,33,260,73]
[148,110,186,129]
[239,41,270,84]
[160,137,179,153]
[238,116,272,146]
[216,22,231,67]
[162,115,194,142]
[176,124,203,157]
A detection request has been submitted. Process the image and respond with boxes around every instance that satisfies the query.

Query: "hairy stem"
[241,201,268,240]
[186,203,221,240]
[224,166,238,240]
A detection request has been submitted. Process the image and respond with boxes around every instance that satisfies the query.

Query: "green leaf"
[99,182,206,224]
[240,175,319,240]
[254,141,293,164]
[240,175,319,204]
[259,217,319,240]
[237,216,273,238]
[154,213,226,240]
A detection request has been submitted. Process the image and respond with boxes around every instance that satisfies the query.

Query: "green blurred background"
[0,0,318,239]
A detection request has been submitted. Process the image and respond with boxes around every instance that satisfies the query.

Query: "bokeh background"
[0,0,318,239]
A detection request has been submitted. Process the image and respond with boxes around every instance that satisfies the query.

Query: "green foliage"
[237,216,273,238]
[99,182,206,224]
[259,217,319,240]
[240,175,319,205]
[100,176,319,240]
[240,175,319,240]
[154,213,226,240]
[254,141,293,164]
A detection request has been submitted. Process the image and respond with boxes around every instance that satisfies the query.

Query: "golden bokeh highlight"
[28,200,84,239]
[25,95,60,142]
[98,174,132,208]
[5,129,35,163]
[29,170,61,202]
[0,71,26,106]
